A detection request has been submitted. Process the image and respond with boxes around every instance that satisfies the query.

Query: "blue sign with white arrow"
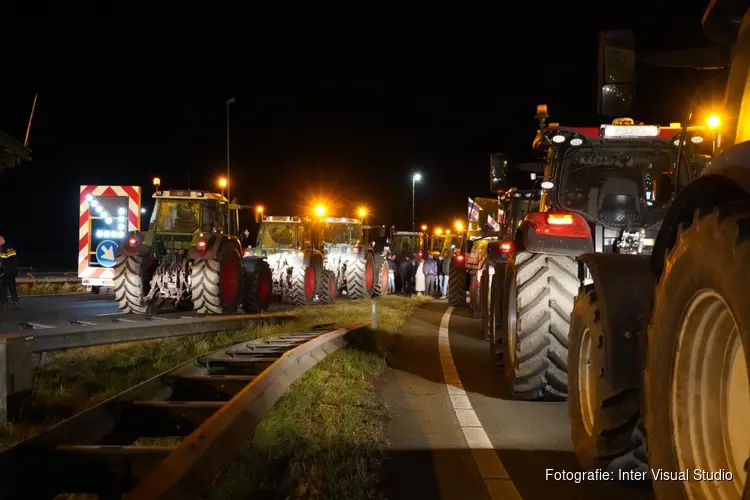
[96,240,118,267]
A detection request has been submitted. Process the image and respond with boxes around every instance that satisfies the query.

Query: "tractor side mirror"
[597,30,636,117]
[490,153,509,193]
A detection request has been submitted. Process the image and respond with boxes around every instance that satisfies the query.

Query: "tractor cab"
[252,215,307,255]
[389,230,425,261]
[503,108,715,254]
[318,217,365,250]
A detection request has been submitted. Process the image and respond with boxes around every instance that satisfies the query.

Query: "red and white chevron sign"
[78,185,141,284]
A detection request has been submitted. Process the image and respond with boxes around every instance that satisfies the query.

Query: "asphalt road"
[0,293,289,335]
[382,300,654,500]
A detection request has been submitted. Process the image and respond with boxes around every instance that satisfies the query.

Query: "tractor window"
[721,11,750,149]
[201,201,219,233]
[259,222,298,248]
[560,146,676,227]
[322,223,361,245]
[154,201,201,233]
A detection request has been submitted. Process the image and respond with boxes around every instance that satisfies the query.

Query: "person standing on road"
[440,253,450,298]
[423,254,438,297]
[398,257,413,297]
[387,254,397,294]
[415,258,426,296]
[0,236,19,310]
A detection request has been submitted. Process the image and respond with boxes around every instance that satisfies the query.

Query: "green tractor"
[114,185,272,315]
[247,214,335,306]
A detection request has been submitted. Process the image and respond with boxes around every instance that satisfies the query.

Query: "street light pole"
[412,172,422,232]
[226,97,236,202]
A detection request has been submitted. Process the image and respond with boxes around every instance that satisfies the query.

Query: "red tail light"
[526,212,591,239]
[197,239,207,250]
[128,237,138,247]
[243,249,251,257]
[500,242,512,253]
[456,254,464,261]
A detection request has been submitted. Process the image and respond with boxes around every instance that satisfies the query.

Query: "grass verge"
[17,282,86,295]
[209,295,427,500]
[0,296,426,455]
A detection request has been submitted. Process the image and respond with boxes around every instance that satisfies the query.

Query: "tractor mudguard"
[577,253,654,392]
[516,220,594,257]
[650,164,750,280]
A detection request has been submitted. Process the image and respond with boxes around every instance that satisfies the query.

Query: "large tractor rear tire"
[318,270,337,305]
[568,285,640,470]
[448,265,466,307]
[372,255,389,297]
[480,268,490,338]
[191,245,243,315]
[502,251,577,401]
[114,255,155,314]
[243,259,273,314]
[347,252,375,300]
[289,265,318,306]
[645,208,750,500]
[489,272,503,370]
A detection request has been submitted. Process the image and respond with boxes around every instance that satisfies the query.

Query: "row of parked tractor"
[445,104,719,486]
[111,186,441,316]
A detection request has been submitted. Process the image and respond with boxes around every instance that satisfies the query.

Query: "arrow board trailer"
[78,185,142,291]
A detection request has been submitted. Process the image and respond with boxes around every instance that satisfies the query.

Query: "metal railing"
[0,322,367,499]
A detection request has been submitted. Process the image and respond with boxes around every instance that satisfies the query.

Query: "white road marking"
[114,318,137,323]
[95,312,127,317]
[439,306,521,500]
[73,320,98,326]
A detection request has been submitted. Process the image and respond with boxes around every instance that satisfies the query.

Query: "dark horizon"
[0,4,716,269]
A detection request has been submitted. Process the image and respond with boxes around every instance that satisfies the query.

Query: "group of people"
[385,252,450,298]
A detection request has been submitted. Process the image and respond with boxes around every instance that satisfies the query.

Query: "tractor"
[446,196,503,308]
[552,4,750,497]
[114,184,272,315]
[318,216,388,299]
[493,111,712,402]
[483,186,542,369]
[247,214,335,306]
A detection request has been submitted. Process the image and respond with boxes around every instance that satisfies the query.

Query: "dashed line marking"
[439,306,521,500]
[95,312,127,317]
[24,322,55,330]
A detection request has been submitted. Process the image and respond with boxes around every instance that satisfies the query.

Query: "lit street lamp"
[412,172,422,231]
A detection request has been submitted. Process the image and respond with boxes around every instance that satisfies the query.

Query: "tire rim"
[257,271,271,305]
[304,266,316,299]
[220,254,239,304]
[578,327,595,437]
[366,260,374,290]
[671,290,748,499]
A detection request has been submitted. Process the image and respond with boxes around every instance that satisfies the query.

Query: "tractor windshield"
[392,234,423,254]
[152,201,201,233]
[257,222,300,249]
[559,146,676,228]
[322,223,362,245]
[429,236,445,253]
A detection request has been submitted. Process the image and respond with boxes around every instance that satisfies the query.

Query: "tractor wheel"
[480,268,490,338]
[318,270,337,305]
[645,208,750,500]
[289,265,318,306]
[568,285,641,470]
[243,259,273,314]
[372,255,388,297]
[469,271,480,318]
[489,272,503,370]
[606,417,650,483]
[448,265,466,307]
[502,251,577,401]
[346,252,375,300]
[191,245,243,315]
[114,255,155,314]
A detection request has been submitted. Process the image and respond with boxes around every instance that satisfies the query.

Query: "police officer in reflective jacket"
[0,236,19,310]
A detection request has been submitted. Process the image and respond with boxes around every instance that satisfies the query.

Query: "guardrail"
[23,311,296,353]
[0,322,366,499]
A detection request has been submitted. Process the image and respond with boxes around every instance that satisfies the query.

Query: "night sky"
[1,3,715,269]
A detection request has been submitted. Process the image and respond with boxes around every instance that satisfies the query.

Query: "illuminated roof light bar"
[601,124,660,138]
